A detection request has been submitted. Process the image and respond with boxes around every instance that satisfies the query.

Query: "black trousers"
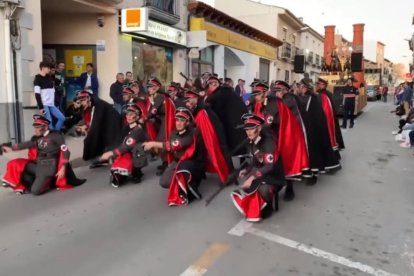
[342,100,355,127]
[23,162,54,195]
[398,119,407,133]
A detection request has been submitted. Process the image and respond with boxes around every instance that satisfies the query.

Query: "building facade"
[214,0,324,84]
[187,1,281,83]
[0,0,190,142]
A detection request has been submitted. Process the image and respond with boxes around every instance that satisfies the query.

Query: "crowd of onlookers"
[391,81,414,151]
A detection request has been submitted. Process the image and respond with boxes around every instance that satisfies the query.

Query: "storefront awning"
[188,1,282,48]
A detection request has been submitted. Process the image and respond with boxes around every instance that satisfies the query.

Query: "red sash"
[167,134,197,206]
[320,93,338,149]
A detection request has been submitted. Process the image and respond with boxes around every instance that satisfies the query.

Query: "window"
[146,0,176,15]
[281,42,291,59]
[307,51,314,64]
[259,58,270,83]
[315,54,320,66]
[132,41,173,84]
[285,70,290,83]
[191,46,214,79]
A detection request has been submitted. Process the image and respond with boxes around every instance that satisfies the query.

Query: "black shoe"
[131,176,142,184]
[90,160,109,169]
[71,178,86,186]
[283,182,295,202]
[306,175,318,186]
[110,172,121,188]
[156,163,167,176]
[349,124,354,128]
[341,125,347,129]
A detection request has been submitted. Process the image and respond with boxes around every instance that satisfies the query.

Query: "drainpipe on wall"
[2,2,20,142]
[3,12,14,141]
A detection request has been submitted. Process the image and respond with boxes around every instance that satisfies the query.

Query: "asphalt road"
[0,101,413,276]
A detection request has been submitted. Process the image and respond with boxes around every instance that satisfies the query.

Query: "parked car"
[367,85,378,101]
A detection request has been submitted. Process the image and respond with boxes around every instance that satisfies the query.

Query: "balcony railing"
[145,0,180,25]
[280,42,292,60]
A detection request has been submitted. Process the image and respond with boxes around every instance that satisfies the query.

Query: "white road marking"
[228,220,399,276]
[180,266,207,276]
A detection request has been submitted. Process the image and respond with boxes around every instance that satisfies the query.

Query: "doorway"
[43,45,97,106]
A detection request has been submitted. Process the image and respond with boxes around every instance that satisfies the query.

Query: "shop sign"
[139,20,187,46]
[121,8,148,32]
[96,40,106,51]
[188,48,200,59]
[190,18,276,60]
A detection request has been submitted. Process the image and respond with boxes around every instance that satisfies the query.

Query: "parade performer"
[100,104,147,188]
[203,74,248,156]
[296,79,340,178]
[184,88,232,183]
[147,77,176,175]
[1,115,85,195]
[76,90,122,167]
[316,78,345,153]
[231,113,285,222]
[143,108,204,206]
[250,82,309,200]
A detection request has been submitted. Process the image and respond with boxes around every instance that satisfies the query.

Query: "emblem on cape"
[172,139,180,147]
[126,138,135,146]
[266,115,273,124]
[60,144,68,151]
[265,154,274,164]
[151,108,157,115]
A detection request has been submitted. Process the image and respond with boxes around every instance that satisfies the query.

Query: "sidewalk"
[0,136,87,177]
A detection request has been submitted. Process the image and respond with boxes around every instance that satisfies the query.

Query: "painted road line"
[228,220,399,276]
[180,242,230,276]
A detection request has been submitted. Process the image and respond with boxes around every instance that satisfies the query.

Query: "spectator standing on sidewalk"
[78,63,99,97]
[234,79,246,97]
[402,82,413,115]
[34,61,65,131]
[124,71,134,86]
[54,61,66,111]
[110,73,125,115]
[382,86,388,103]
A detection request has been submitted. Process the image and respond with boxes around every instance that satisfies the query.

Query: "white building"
[214,0,324,84]
[187,1,282,84]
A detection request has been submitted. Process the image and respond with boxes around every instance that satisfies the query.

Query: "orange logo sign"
[126,9,141,27]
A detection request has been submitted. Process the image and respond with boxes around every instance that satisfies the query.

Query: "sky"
[200,0,413,71]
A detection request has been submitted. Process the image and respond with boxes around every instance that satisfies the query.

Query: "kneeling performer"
[231,113,285,222]
[143,108,204,206]
[100,104,147,188]
[1,115,83,195]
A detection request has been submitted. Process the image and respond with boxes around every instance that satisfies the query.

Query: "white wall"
[0,9,7,104]
[215,0,277,37]
[13,0,44,107]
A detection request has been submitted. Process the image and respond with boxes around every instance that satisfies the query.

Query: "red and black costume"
[159,108,204,206]
[184,90,232,184]
[2,115,81,195]
[110,104,147,187]
[204,75,248,156]
[317,78,345,152]
[231,114,285,222]
[296,79,340,173]
[78,91,122,161]
[250,83,309,180]
[147,78,176,170]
